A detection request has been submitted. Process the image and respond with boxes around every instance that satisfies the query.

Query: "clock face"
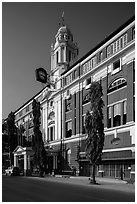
[39,71,46,80]
[36,67,47,83]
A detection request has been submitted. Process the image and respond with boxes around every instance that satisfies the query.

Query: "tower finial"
[61,11,65,26]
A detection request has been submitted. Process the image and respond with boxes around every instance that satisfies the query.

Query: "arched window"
[66,149,71,164]
[108,78,127,93]
[56,51,59,64]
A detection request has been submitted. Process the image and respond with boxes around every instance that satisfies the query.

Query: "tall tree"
[85,81,104,184]
[7,112,18,165]
[17,124,25,146]
[32,99,47,176]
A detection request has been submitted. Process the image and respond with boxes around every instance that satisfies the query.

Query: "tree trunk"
[90,164,96,184]
[92,164,96,183]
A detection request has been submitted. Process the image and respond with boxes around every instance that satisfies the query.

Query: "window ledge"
[85,84,91,90]
[112,67,121,75]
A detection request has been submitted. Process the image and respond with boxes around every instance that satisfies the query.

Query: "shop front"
[101,149,135,180]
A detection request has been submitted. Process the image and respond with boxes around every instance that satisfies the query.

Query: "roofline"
[61,15,135,76]
[13,15,135,115]
[14,86,45,114]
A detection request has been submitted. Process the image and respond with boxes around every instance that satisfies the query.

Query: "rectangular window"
[120,37,123,49]
[107,45,111,57]
[99,51,103,63]
[74,70,77,79]
[50,126,53,141]
[93,56,97,67]
[113,41,117,53]
[66,73,73,85]
[117,39,120,51]
[87,61,91,72]
[66,76,69,85]
[123,34,127,47]
[132,27,135,40]
[90,60,92,70]
[85,63,87,73]
[64,77,67,86]
[111,44,114,55]
[86,77,91,85]
[83,64,86,74]
[90,59,93,69]
[113,103,121,127]
[61,47,64,62]
[49,126,55,141]
[66,121,72,138]
[113,59,120,70]
[112,58,121,75]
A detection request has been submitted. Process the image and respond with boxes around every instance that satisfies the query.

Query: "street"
[2,175,135,202]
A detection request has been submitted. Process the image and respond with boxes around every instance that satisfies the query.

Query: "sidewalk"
[42,174,135,193]
[55,174,127,184]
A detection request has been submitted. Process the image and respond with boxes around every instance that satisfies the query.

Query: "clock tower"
[50,17,79,87]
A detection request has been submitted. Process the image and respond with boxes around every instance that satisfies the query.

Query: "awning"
[102,150,134,161]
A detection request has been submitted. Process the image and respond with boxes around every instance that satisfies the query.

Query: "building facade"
[14,16,135,179]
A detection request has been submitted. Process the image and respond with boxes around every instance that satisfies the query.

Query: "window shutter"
[114,103,121,116]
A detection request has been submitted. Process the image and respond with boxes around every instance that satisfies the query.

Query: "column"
[24,154,27,176]
[127,61,134,122]
[121,102,124,125]
[53,156,56,170]
[57,98,61,140]
[49,127,51,141]
[72,94,75,135]
[14,155,18,167]
[79,82,83,134]
[64,46,66,62]
[76,91,80,135]
[62,96,66,139]
[54,100,58,140]
[27,155,30,170]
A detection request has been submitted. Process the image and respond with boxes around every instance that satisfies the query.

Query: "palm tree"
[85,81,104,184]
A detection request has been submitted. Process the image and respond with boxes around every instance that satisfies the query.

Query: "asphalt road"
[2,175,135,202]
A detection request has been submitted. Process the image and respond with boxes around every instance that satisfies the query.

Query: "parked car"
[5,166,20,176]
[2,167,6,174]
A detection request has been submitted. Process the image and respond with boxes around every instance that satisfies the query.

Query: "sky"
[2,1,135,119]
